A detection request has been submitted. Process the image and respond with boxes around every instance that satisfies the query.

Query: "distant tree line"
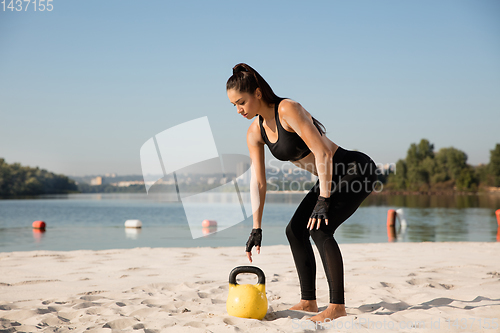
[384,139,500,192]
[0,158,78,197]
[2,140,499,197]
[76,183,146,193]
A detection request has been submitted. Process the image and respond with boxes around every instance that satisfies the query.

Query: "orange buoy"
[387,225,396,242]
[496,209,500,227]
[387,210,396,227]
[202,220,217,227]
[386,210,397,242]
[32,221,46,230]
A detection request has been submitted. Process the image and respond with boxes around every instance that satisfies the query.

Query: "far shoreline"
[2,188,500,199]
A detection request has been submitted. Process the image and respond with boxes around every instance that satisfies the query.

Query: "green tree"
[389,159,407,190]
[475,164,489,186]
[456,166,478,191]
[434,147,468,181]
[405,139,435,191]
[0,159,78,197]
[385,139,479,192]
[406,139,434,166]
[489,144,500,187]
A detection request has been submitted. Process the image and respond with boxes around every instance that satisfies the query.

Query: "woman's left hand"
[307,196,330,230]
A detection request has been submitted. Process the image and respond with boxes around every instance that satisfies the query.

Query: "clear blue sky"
[1,0,499,176]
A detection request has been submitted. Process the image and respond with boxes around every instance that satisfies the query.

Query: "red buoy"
[202,220,217,227]
[32,221,46,230]
[387,210,396,227]
[496,210,500,242]
[387,225,396,242]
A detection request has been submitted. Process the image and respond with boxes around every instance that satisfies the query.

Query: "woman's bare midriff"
[291,139,339,176]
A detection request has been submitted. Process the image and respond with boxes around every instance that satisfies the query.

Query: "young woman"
[226,63,378,322]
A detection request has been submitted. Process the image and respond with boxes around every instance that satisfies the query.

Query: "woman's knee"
[286,220,310,244]
[309,228,330,246]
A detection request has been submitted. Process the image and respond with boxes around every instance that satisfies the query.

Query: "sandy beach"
[1,242,499,333]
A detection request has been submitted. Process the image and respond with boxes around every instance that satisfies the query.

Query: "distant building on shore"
[90,176,103,185]
[112,181,145,187]
[236,162,251,185]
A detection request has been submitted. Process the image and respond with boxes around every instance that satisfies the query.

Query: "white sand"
[1,242,499,333]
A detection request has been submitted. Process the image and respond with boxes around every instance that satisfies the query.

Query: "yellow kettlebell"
[226,266,268,320]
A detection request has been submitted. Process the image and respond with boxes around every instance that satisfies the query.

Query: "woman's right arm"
[247,119,266,228]
[246,119,266,262]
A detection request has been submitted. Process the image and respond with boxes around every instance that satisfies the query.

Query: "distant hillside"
[0,158,78,197]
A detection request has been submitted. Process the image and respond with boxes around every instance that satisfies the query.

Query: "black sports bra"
[259,98,322,162]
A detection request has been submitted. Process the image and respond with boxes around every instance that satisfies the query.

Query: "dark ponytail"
[226,63,326,135]
[227,63,280,104]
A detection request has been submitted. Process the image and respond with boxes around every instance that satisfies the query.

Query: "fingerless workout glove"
[310,196,330,221]
[245,228,262,252]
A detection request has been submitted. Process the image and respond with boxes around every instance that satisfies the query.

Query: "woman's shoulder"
[277,98,310,130]
[277,98,303,116]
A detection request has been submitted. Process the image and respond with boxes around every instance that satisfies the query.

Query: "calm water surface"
[0,193,498,252]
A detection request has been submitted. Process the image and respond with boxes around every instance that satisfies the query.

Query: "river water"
[0,193,498,252]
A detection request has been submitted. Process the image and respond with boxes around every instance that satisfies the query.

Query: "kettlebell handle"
[229,266,265,285]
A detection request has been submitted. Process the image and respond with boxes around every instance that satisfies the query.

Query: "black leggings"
[285,147,378,304]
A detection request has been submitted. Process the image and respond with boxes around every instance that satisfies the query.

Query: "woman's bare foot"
[289,299,318,312]
[309,303,347,322]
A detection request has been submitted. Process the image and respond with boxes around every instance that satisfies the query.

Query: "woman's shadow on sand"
[264,305,330,321]
[265,296,500,320]
[355,296,500,315]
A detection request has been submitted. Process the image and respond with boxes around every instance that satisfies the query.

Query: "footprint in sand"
[406,278,428,286]
[73,302,101,310]
[12,279,60,286]
[180,252,198,258]
[210,299,226,304]
[431,283,454,290]
[140,300,163,308]
[208,286,225,294]
[126,267,143,271]
[40,315,68,326]
[271,274,281,283]
[194,280,215,285]
[35,307,57,315]
[103,318,139,330]
[129,307,159,320]
[182,321,206,328]
[132,323,145,329]
[222,317,240,326]
[79,295,105,301]
[1,309,38,321]
[78,291,108,296]
[0,304,16,310]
